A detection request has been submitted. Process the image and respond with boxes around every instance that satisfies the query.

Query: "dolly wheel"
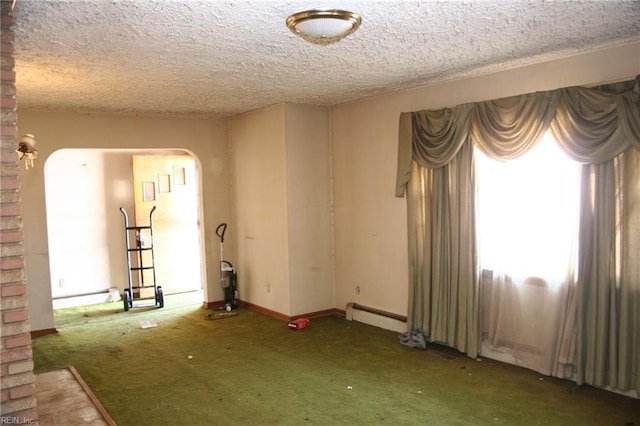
[123,290,131,312]
[156,286,164,308]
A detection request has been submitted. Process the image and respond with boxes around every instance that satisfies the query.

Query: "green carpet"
[32,294,640,425]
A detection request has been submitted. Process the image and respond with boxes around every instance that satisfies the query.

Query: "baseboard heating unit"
[53,288,121,310]
[345,303,407,333]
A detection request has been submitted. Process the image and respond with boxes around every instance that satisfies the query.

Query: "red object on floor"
[288,318,310,330]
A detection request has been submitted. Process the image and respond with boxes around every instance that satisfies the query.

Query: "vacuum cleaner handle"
[216,223,227,243]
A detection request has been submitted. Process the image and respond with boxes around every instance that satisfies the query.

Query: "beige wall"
[230,104,291,314]
[330,41,640,317]
[230,104,333,316]
[284,104,333,315]
[44,149,136,300]
[17,110,230,331]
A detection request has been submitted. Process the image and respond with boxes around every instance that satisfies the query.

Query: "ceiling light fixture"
[286,8,361,46]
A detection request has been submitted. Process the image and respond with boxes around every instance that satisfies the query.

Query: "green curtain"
[551,79,640,390]
[396,76,640,391]
[406,141,478,355]
[619,149,640,391]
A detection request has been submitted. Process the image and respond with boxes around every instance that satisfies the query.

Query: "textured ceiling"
[12,0,640,118]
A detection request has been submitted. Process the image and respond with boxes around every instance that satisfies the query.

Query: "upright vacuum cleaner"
[215,223,238,312]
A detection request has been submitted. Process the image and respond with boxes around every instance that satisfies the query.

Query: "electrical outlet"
[356,285,360,294]
[266,283,271,293]
[59,278,64,288]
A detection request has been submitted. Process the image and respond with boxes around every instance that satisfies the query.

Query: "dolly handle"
[216,223,227,243]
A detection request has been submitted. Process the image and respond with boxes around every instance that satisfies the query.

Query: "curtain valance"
[396,76,640,197]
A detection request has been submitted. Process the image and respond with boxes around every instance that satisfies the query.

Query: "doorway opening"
[44,149,205,317]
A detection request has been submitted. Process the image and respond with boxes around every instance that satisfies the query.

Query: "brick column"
[1,0,39,422]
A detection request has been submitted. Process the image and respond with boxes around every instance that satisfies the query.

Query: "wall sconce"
[17,134,38,169]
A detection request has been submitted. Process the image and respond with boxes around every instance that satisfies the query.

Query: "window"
[476,132,582,289]
[477,132,583,374]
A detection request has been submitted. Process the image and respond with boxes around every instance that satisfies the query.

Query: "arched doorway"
[44,148,204,312]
